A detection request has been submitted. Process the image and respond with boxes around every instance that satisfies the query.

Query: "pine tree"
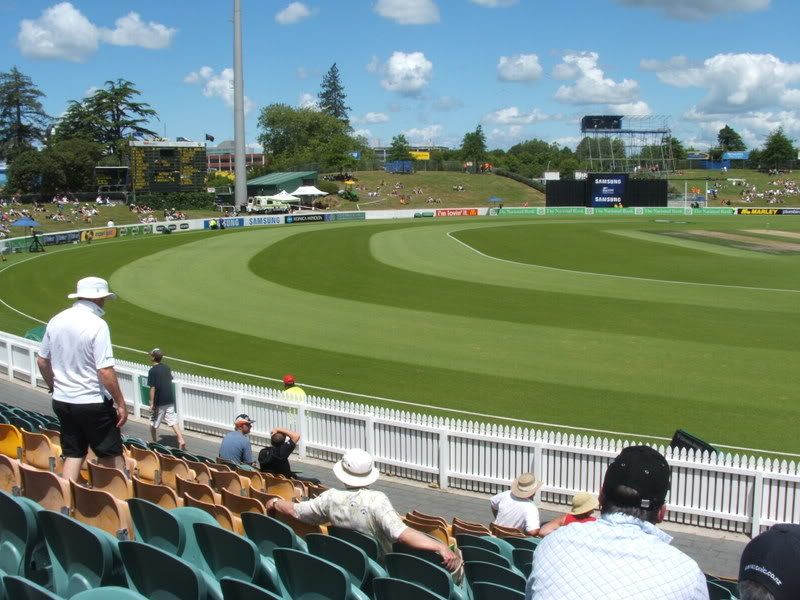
[0,67,51,161]
[318,63,350,126]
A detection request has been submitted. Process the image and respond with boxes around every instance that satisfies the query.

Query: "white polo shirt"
[39,300,115,404]
[491,489,541,533]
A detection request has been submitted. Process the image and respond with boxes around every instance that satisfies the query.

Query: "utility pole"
[233,0,247,208]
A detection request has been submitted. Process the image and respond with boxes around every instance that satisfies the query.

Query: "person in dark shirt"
[147,348,186,449]
[258,427,321,484]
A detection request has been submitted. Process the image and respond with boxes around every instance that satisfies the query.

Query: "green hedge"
[133,192,216,210]
[494,169,546,193]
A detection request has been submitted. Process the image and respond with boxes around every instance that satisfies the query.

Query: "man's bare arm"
[272,427,301,443]
[397,527,461,572]
[36,356,54,393]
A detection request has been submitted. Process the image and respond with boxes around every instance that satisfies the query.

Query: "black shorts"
[52,398,123,459]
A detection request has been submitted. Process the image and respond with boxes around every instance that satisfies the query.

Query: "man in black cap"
[738,523,800,600]
[526,445,709,599]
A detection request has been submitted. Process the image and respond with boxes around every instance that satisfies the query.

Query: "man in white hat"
[267,447,461,573]
[36,276,128,481]
[490,472,543,536]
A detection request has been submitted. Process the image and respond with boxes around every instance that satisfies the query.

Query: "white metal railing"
[2,329,797,536]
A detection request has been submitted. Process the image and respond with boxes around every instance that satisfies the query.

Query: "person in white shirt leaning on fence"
[490,472,543,536]
[526,445,709,600]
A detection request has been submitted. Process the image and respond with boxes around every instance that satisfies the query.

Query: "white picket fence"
[1,329,797,537]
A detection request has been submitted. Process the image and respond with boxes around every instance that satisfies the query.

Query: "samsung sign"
[589,174,627,207]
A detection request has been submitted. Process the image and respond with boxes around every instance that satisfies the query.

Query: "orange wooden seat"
[452,517,491,536]
[490,522,528,538]
[220,487,265,516]
[210,469,250,495]
[20,430,62,473]
[128,447,160,483]
[274,510,327,538]
[18,463,70,512]
[410,510,450,531]
[70,480,135,540]
[306,482,328,499]
[249,487,283,507]
[403,516,452,546]
[132,476,182,509]
[158,455,196,490]
[39,428,61,448]
[184,459,214,486]
[175,474,220,505]
[236,468,266,492]
[0,424,22,458]
[265,479,300,502]
[87,462,133,501]
[0,454,20,493]
[183,493,243,534]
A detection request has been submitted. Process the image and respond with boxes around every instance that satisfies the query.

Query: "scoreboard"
[129,141,207,194]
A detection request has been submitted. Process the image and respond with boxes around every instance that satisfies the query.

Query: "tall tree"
[85,79,158,152]
[52,100,99,142]
[318,63,350,126]
[717,125,746,151]
[387,134,411,161]
[461,125,487,172]
[0,67,51,161]
[760,127,796,169]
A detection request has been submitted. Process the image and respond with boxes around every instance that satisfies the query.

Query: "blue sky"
[1,0,798,151]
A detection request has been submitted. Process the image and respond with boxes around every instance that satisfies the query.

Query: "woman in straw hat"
[538,491,599,537]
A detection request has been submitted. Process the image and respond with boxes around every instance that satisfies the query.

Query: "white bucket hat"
[68,276,117,300]
[333,448,380,488]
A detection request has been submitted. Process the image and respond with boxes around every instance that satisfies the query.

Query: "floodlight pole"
[233,0,247,208]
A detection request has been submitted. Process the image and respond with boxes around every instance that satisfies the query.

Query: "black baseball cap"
[602,445,671,509]
[739,524,800,600]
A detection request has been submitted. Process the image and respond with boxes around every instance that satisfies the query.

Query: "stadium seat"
[237,468,266,492]
[192,522,284,597]
[373,577,448,600]
[707,580,735,600]
[471,581,525,600]
[209,469,249,495]
[69,480,134,540]
[409,510,450,531]
[707,577,739,597]
[219,577,284,600]
[307,532,388,595]
[20,430,62,473]
[0,491,51,587]
[464,561,526,594]
[241,511,308,556]
[0,454,20,493]
[184,459,215,486]
[118,540,221,600]
[18,464,70,513]
[451,518,491,537]
[183,493,243,534]
[87,462,133,501]
[127,498,184,555]
[71,587,149,600]
[147,442,173,455]
[158,455,196,490]
[128,447,160,483]
[2,575,61,600]
[274,547,369,600]
[459,546,514,571]
[391,541,444,567]
[37,510,126,597]
[249,486,283,507]
[0,424,22,458]
[38,429,60,450]
[490,523,527,539]
[171,449,200,462]
[122,438,148,451]
[402,516,451,546]
[131,476,182,509]
[170,507,225,568]
[385,552,467,600]
[306,481,328,499]
[501,536,539,552]
[9,416,38,433]
[454,534,514,563]
[220,487,265,516]
[274,508,326,537]
[511,548,534,578]
[329,526,379,562]
[176,474,220,505]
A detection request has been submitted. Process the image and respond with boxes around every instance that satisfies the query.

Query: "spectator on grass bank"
[538,492,598,537]
[525,445,709,600]
[490,472,543,536]
[147,348,186,450]
[266,448,461,573]
[218,413,255,465]
[258,426,321,485]
[283,374,306,401]
[738,523,800,600]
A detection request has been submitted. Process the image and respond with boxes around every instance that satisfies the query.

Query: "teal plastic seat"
[37,510,126,597]
[384,552,467,600]
[241,512,308,555]
[511,548,533,578]
[328,526,379,562]
[72,587,149,599]
[9,416,37,432]
[171,449,200,462]
[390,542,443,567]
[306,533,388,596]
[707,580,734,600]
[119,540,221,600]
[454,534,514,563]
[219,577,284,600]
[459,546,513,570]
[373,577,447,600]
[273,547,370,600]
[471,581,525,600]
[2,575,61,600]
[192,522,284,597]
[127,498,185,555]
[464,561,526,594]
[171,507,225,568]
[0,491,51,587]
[122,439,148,451]
[0,414,8,425]
[501,537,539,552]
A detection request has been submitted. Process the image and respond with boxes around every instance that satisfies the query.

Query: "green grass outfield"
[2,214,799,454]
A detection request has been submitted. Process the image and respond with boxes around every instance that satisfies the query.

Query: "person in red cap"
[283,374,306,401]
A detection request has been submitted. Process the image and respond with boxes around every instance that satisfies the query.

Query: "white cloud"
[616,0,769,20]
[99,12,176,49]
[275,2,316,25]
[18,3,175,61]
[613,101,652,115]
[18,2,98,61]
[553,51,640,105]
[433,96,463,111]
[298,92,318,109]
[403,124,443,144]
[353,128,372,139]
[184,66,254,114]
[497,54,542,83]
[643,53,800,115]
[484,106,548,125]
[354,112,390,124]
[470,0,518,6]
[374,0,440,25]
[380,51,434,95]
